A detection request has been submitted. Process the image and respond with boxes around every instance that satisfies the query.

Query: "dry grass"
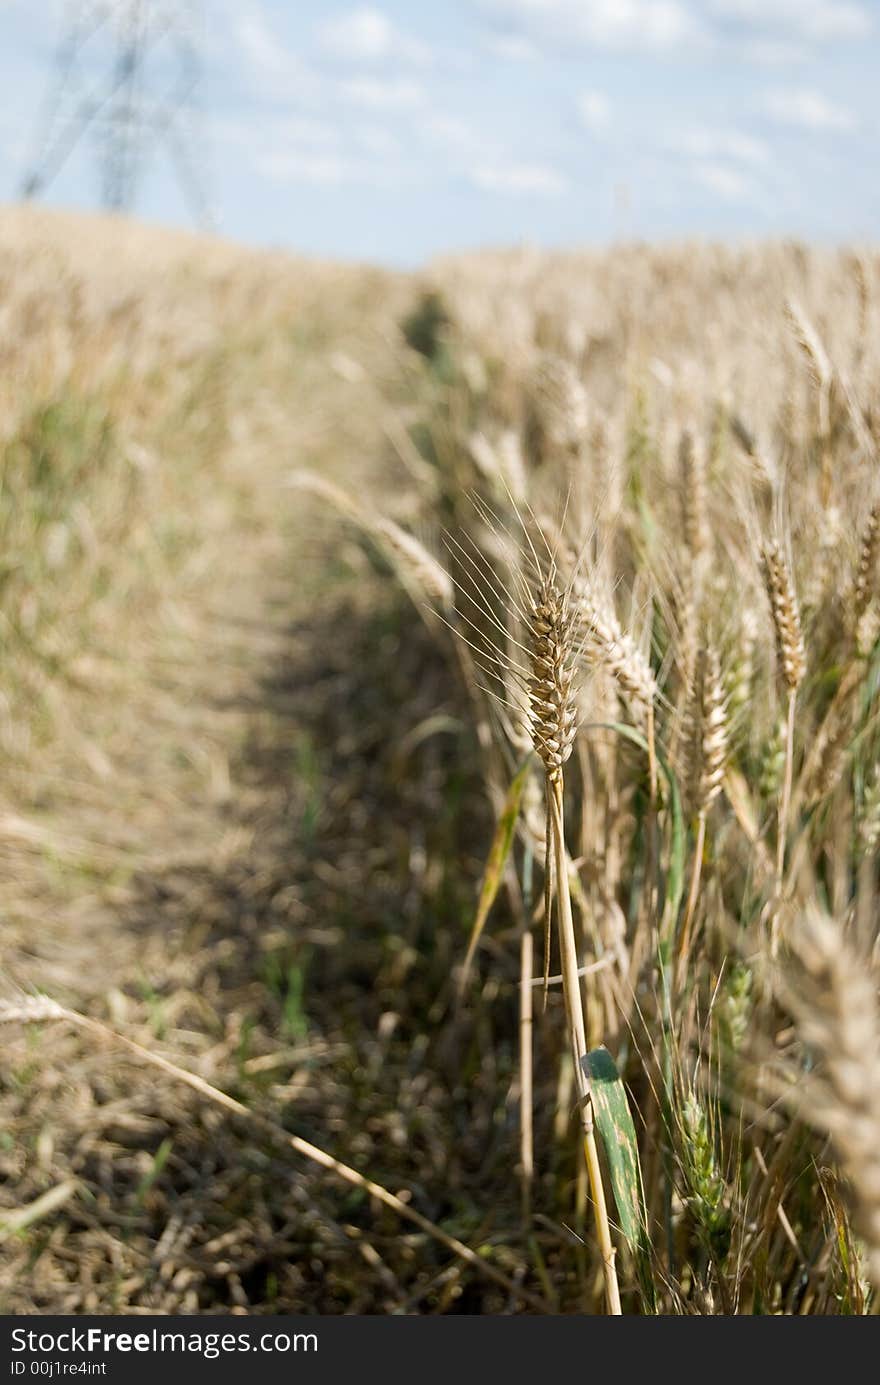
[2,215,880,1313]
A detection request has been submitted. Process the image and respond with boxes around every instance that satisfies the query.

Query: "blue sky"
[1,0,878,265]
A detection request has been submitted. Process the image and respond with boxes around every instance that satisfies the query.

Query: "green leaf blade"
[583,1045,657,1313]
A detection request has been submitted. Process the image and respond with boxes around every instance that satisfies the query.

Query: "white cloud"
[480,0,870,57]
[740,37,811,64]
[420,114,496,159]
[339,77,425,110]
[711,0,871,42]
[257,151,351,185]
[216,113,338,153]
[267,117,338,150]
[218,97,405,191]
[256,148,397,189]
[480,0,703,52]
[486,32,541,60]
[762,88,857,132]
[229,4,340,109]
[236,9,307,86]
[356,125,403,158]
[577,90,611,133]
[469,162,568,195]
[691,162,754,202]
[316,7,431,66]
[677,127,769,165]
[236,11,283,75]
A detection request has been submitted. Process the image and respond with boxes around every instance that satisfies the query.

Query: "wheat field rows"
[1,211,879,1314]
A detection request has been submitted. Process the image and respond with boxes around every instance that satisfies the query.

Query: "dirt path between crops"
[0,236,436,1311]
[2,288,399,1002]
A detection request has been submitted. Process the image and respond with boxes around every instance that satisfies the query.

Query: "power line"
[21,0,214,229]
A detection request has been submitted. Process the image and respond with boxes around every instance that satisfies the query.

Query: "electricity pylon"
[21,1,214,228]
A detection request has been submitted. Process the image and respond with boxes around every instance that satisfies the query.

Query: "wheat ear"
[853,501,880,655]
[571,574,658,807]
[679,426,709,568]
[677,645,728,988]
[762,539,805,896]
[855,503,880,618]
[572,578,657,714]
[785,298,832,432]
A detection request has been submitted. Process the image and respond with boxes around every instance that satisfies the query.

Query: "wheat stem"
[519,923,535,1224]
[646,699,658,806]
[550,774,622,1314]
[777,687,797,893]
[644,698,660,923]
[677,808,706,991]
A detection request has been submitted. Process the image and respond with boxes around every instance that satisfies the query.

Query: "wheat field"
[1,208,879,1314]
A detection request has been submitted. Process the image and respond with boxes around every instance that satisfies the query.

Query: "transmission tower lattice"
[22,1,214,228]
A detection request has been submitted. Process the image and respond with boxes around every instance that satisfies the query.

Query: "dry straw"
[0,996,548,1311]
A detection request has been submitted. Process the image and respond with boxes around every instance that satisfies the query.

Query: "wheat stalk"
[527,576,622,1315]
[288,469,453,611]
